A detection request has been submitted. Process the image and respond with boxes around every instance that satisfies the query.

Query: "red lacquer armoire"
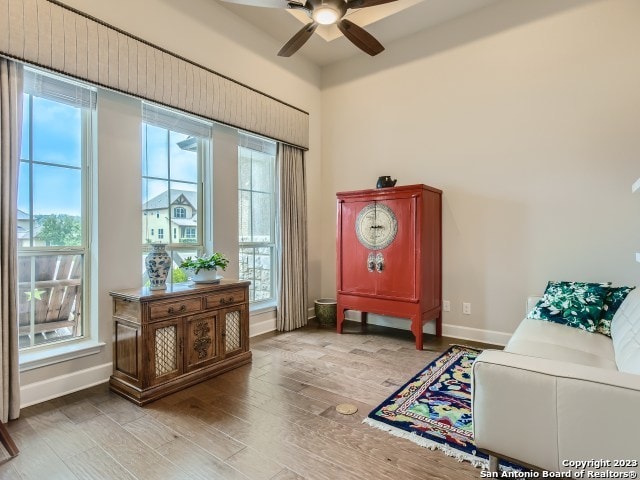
[336,184,442,350]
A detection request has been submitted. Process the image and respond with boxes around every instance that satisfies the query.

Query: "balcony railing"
[18,254,83,348]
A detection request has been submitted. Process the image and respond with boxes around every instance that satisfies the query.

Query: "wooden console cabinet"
[109,280,251,405]
[336,184,442,350]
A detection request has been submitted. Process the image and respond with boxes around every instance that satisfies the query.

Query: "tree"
[38,214,81,246]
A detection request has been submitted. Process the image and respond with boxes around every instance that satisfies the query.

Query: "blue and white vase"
[145,243,171,290]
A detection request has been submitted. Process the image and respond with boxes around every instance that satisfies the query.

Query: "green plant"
[172,267,188,284]
[179,252,229,274]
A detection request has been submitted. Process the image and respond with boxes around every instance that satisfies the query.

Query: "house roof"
[143,189,197,211]
[17,224,42,240]
[171,218,197,227]
[17,209,29,220]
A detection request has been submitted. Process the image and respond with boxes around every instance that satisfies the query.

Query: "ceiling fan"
[219,0,397,57]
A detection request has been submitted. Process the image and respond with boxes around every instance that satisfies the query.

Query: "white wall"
[20,0,323,401]
[321,0,640,341]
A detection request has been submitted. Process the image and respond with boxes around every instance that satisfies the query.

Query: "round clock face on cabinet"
[355,203,398,250]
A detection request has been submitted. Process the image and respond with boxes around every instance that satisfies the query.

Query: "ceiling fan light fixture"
[312,5,341,25]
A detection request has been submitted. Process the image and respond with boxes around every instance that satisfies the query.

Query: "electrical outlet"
[443,300,450,312]
[463,302,471,315]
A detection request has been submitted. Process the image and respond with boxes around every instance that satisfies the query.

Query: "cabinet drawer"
[114,298,140,321]
[149,298,201,319]
[205,289,246,309]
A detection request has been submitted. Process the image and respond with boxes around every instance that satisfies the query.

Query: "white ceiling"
[216,0,503,67]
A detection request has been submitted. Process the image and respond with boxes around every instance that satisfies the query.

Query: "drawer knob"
[168,304,187,314]
[219,297,234,305]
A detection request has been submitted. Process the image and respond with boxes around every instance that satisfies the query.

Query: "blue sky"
[18,96,82,216]
[142,124,198,204]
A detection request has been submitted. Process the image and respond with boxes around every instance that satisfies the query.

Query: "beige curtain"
[0,58,22,422]
[276,144,308,332]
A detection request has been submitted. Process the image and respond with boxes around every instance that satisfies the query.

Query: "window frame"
[238,133,277,306]
[17,67,95,353]
[141,105,211,283]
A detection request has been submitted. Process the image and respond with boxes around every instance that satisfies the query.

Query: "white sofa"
[472,287,640,472]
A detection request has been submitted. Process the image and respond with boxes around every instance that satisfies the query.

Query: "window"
[142,103,212,283]
[238,133,277,304]
[17,67,95,350]
[184,227,196,239]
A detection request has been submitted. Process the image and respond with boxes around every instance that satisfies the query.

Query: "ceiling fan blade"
[346,0,397,9]
[219,0,300,8]
[337,19,384,56]
[278,22,318,57]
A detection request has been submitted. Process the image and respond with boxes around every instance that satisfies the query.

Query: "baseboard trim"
[249,318,276,337]
[442,324,511,346]
[248,304,277,338]
[249,306,316,336]
[20,362,112,408]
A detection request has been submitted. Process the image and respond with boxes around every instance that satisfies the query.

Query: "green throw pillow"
[596,286,636,337]
[527,281,611,333]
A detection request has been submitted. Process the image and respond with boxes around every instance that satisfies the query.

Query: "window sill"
[250,302,276,315]
[19,339,106,372]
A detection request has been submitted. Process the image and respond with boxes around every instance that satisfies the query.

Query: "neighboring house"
[17,209,44,247]
[142,189,198,244]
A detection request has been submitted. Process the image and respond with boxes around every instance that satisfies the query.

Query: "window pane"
[18,253,83,348]
[238,152,251,190]
[33,164,82,247]
[239,246,273,302]
[32,97,82,167]
[169,131,198,183]
[33,164,82,216]
[142,124,168,179]
[170,182,198,244]
[143,179,169,244]
[251,153,273,193]
[141,247,197,286]
[251,191,272,242]
[239,190,251,243]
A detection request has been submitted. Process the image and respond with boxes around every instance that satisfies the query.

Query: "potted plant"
[179,252,230,283]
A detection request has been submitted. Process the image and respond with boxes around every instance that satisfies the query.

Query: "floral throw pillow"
[527,281,611,333]
[596,286,636,337]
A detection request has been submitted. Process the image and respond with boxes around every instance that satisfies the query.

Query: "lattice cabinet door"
[148,319,184,386]
[221,307,247,358]
[185,312,221,372]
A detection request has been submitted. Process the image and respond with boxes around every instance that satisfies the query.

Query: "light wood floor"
[0,321,496,479]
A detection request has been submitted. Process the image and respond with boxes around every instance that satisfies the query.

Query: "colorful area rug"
[364,345,488,468]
